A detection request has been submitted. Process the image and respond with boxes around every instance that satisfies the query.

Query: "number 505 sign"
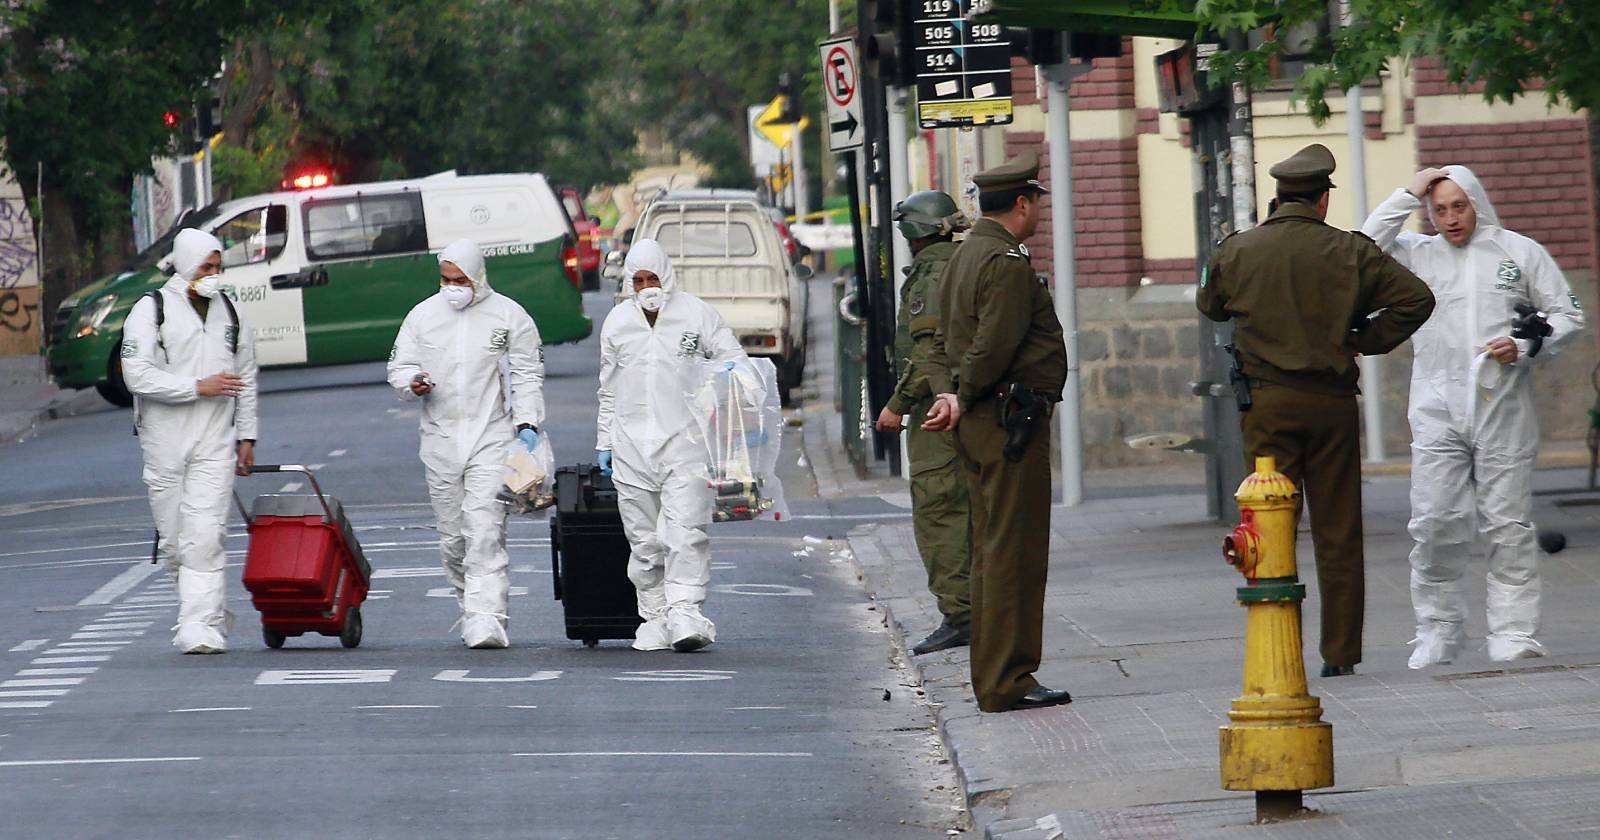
[911,0,1013,128]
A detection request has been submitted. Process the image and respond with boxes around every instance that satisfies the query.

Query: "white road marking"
[506,705,538,710]
[30,656,109,665]
[0,756,202,767]
[0,690,70,698]
[122,595,178,603]
[16,668,97,676]
[514,751,812,758]
[433,670,561,683]
[1,678,85,687]
[427,586,529,598]
[307,463,327,470]
[328,449,347,457]
[0,541,153,559]
[613,670,736,682]
[727,706,787,711]
[43,648,119,656]
[711,583,814,597]
[355,705,440,710]
[373,567,443,579]
[56,641,132,647]
[0,701,52,709]
[80,622,153,631]
[71,632,143,640]
[6,640,47,653]
[169,707,251,713]
[279,482,304,492]
[255,669,396,685]
[76,562,160,606]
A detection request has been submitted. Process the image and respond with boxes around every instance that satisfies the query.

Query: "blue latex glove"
[596,449,613,476]
[517,428,540,452]
[723,361,736,371]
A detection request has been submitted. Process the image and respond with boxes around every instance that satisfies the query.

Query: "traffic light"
[861,0,913,87]
[1011,29,1123,66]
[162,110,181,130]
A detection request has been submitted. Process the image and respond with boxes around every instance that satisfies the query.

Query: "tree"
[1194,0,1600,121]
[0,0,306,312]
[609,0,830,187]
[213,0,637,200]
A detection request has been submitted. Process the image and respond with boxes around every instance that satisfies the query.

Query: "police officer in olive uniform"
[1197,143,1435,676]
[875,190,973,656]
[923,153,1072,712]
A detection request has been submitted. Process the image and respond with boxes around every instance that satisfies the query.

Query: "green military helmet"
[894,190,970,240]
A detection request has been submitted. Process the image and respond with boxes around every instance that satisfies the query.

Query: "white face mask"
[441,284,474,310]
[637,286,665,312]
[189,273,223,299]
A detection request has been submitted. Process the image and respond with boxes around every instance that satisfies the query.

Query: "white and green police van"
[48,171,591,405]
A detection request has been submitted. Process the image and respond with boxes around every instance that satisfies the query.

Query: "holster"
[997,383,1048,463]
[1225,344,1252,413]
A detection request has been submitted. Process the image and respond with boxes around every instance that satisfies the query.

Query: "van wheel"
[778,375,794,408]
[97,352,134,408]
[582,268,601,292]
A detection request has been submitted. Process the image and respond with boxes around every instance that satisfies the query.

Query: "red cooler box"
[240,465,371,648]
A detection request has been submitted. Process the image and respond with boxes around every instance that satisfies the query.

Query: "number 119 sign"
[912,0,1013,128]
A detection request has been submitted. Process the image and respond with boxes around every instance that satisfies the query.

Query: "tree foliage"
[1194,0,1600,121]
[609,0,830,186]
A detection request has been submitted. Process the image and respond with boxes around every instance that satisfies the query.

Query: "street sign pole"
[1043,35,1085,507]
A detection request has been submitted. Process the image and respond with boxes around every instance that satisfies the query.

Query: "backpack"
[126,288,240,359]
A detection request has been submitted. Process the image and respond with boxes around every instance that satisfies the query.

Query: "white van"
[617,190,810,404]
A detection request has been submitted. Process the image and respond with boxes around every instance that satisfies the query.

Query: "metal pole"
[1342,1,1385,462]
[1226,36,1257,232]
[1044,41,1084,507]
[886,87,913,288]
[792,123,810,223]
[828,0,839,33]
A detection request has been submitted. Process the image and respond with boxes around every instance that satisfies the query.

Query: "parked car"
[610,190,811,405]
[49,171,591,406]
[559,186,603,291]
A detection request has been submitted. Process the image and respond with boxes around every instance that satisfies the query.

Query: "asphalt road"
[0,289,963,839]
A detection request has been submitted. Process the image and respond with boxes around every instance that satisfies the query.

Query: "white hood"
[622,238,678,300]
[171,228,223,281]
[1429,165,1501,239]
[439,238,492,307]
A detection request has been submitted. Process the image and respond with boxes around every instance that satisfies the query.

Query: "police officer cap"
[972,151,1050,195]
[1269,143,1337,192]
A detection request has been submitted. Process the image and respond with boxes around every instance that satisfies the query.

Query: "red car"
[559,186,603,291]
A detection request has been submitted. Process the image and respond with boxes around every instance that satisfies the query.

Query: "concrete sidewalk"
[794,286,1600,837]
[840,466,1600,838]
[0,355,108,443]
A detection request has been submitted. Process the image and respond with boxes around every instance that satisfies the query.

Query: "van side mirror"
[270,266,330,289]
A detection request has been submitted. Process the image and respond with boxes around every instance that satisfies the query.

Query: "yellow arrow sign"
[755,96,810,148]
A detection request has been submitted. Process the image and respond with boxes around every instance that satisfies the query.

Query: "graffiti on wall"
[0,197,38,290]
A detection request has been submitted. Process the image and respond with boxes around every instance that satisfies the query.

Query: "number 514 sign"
[912,0,1013,128]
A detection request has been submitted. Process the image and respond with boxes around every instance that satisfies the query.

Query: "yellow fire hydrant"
[1219,456,1333,821]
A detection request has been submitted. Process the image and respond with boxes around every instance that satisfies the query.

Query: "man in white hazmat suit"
[122,228,259,654]
[1364,166,1585,666]
[596,238,751,652]
[387,238,546,649]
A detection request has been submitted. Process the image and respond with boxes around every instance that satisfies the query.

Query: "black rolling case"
[550,464,643,647]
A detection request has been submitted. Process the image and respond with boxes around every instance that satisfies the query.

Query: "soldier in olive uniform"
[922,153,1072,712]
[875,190,973,656]
[1197,143,1435,676]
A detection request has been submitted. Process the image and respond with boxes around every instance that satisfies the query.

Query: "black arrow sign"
[830,110,859,138]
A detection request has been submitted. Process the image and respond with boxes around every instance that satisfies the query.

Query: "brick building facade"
[910,39,1600,469]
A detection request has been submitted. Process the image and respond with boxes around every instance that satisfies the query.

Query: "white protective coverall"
[596,239,751,651]
[1363,167,1585,665]
[387,239,546,648]
[122,228,259,653]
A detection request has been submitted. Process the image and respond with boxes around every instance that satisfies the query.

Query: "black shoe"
[1320,664,1355,677]
[1005,686,1073,711]
[911,622,970,656]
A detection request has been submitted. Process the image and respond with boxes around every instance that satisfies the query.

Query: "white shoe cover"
[632,618,672,651]
[668,609,715,653]
[1407,629,1461,669]
[173,622,227,655]
[1487,634,1546,662]
[461,613,509,649]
